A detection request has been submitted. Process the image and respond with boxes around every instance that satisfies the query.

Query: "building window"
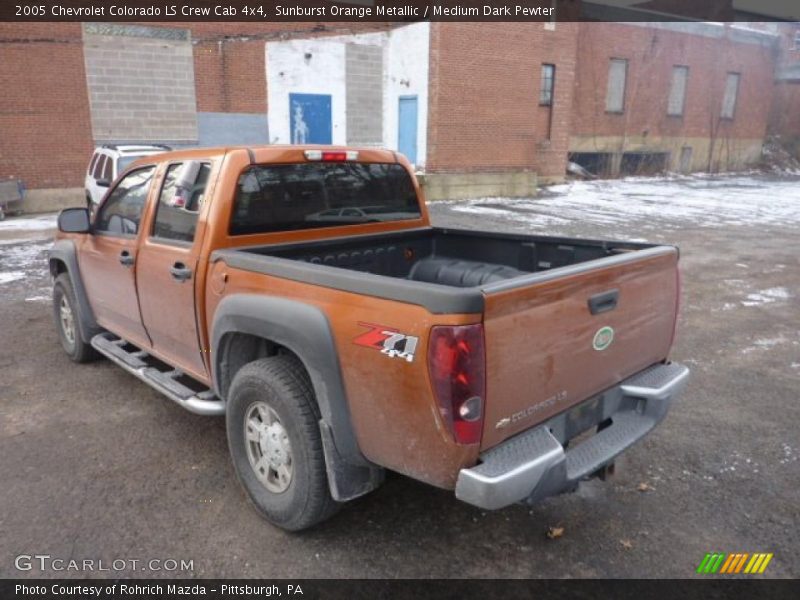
[667,65,689,117]
[721,72,740,120]
[606,58,628,113]
[540,64,556,106]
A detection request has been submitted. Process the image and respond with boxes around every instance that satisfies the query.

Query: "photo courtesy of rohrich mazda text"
[0,0,798,597]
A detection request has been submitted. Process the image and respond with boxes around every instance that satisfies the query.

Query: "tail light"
[428,324,486,445]
[304,150,359,162]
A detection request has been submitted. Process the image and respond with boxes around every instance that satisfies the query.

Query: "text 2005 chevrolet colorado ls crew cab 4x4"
[50,146,689,531]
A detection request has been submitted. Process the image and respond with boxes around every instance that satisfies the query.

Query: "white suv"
[85,145,171,207]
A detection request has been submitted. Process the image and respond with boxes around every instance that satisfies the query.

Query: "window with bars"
[539,63,555,106]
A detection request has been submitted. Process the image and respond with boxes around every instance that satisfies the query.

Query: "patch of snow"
[740,336,790,354]
[0,271,26,284]
[25,295,50,303]
[0,214,57,232]
[448,174,800,232]
[741,287,791,307]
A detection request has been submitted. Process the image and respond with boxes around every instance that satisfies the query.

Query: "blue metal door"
[289,93,332,144]
[398,96,418,165]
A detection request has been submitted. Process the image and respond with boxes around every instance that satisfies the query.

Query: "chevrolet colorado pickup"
[50,146,689,531]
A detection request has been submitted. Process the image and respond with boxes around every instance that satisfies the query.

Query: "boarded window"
[606,58,628,113]
[721,72,740,119]
[540,64,556,106]
[667,66,689,116]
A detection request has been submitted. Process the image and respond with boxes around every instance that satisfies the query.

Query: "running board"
[91,332,225,416]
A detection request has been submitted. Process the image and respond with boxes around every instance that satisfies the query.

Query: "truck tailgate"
[481,246,679,450]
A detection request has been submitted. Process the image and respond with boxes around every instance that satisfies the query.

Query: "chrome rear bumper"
[455,362,690,510]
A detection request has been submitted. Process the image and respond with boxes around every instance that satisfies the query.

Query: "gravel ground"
[0,173,797,579]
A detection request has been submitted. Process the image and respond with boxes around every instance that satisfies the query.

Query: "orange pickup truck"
[50,146,689,531]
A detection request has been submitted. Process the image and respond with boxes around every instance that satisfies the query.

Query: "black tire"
[52,273,99,363]
[226,355,340,531]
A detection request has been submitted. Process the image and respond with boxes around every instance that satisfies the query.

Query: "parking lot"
[0,173,798,578]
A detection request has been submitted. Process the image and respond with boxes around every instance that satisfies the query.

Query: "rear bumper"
[455,362,690,510]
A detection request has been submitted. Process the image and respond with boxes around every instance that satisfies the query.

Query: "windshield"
[230,162,422,235]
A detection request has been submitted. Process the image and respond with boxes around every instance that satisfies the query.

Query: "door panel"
[289,93,332,144]
[79,166,156,347]
[398,96,418,165]
[136,162,210,380]
[80,235,149,347]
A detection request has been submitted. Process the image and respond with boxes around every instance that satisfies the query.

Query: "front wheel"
[226,355,340,531]
[52,273,98,363]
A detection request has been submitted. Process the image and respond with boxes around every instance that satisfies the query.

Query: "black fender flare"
[48,239,101,343]
[211,294,383,501]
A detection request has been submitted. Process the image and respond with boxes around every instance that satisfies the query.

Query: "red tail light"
[428,324,486,445]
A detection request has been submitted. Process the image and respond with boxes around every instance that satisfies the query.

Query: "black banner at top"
[2,0,800,23]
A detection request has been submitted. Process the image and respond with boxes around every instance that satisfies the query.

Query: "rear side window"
[152,162,211,243]
[88,153,99,174]
[102,155,114,181]
[230,162,421,235]
[92,155,107,179]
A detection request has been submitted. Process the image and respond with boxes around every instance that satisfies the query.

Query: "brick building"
[0,18,797,208]
[569,22,778,176]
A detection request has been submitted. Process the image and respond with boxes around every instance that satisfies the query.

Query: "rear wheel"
[52,273,98,363]
[226,355,340,531]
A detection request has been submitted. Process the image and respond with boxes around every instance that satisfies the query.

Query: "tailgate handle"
[588,289,619,315]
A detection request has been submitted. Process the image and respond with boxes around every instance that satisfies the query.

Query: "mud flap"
[319,420,384,502]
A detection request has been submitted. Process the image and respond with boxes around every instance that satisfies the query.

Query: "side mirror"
[58,207,91,234]
[96,178,111,188]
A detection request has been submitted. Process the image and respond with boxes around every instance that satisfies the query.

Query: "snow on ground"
[0,240,51,298]
[0,213,57,232]
[447,173,800,232]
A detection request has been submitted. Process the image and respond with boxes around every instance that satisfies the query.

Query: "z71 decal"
[353,322,419,363]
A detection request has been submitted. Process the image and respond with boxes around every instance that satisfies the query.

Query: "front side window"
[721,72,740,119]
[539,64,556,106]
[606,58,628,113]
[152,162,210,243]
[230,162,421,236]
[94,167,154,236]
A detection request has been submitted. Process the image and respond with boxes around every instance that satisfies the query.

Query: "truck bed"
[215,227,659,294]
[214,226,679,450]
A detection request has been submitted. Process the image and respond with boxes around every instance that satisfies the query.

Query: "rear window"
[229,162,421,235]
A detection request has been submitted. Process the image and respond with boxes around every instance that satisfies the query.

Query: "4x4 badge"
[593,326,615,351]
[353,322,418,363]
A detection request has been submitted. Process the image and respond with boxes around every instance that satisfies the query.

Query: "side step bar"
[91,332,225,416]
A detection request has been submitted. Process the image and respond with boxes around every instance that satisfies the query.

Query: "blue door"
[398,96,418,165]
[289,93,332,144]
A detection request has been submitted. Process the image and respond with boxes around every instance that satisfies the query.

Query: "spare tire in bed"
[408,257,527,287]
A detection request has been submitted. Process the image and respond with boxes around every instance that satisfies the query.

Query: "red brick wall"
[0,23,94,189]
[571,23,775,141]
[427,22,578,178]
[193,39,267,113]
